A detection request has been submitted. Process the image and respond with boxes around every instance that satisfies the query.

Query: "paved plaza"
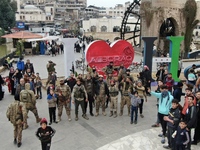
[0,53,200,150]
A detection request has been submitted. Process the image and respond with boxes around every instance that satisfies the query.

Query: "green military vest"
[109,85,118,97]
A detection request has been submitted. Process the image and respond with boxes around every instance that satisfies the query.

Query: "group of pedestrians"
[2,55,200,150]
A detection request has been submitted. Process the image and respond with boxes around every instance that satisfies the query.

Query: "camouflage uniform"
[46,61,56,85]
[6,96,27,146]
[71,84,89,120]
[109,84,119,118]
[96,81,109,116]
[20,83,41,129]
[55,83,71,121]
[119,82,133,116]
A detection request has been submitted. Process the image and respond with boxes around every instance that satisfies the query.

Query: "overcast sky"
[87,0,129,8]
[87,0,200,8]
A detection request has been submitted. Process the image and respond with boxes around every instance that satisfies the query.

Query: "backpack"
[7,102,22,124]
[21,90,31,103]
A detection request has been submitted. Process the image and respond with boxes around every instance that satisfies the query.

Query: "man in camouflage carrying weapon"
[55,80,72,122]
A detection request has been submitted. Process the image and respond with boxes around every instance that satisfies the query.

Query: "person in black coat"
[156,65,165,81]
[140,65,152,96]
[24,59,34,74]
[0,75,5,100]
[36,118,56,150]
[9,67,16,95]
[173,82,185,102]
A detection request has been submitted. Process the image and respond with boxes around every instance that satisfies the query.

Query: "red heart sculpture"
[86,40,134,76]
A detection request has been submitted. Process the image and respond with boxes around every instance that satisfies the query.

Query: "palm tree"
[183,0,199,58]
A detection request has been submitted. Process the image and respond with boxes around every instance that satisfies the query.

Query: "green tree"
[183,0,199,58]
[0,28,6,44]
[10,1,17,12]
[0,0,16,30]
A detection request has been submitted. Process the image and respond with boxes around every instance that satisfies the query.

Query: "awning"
[25,36,59,42]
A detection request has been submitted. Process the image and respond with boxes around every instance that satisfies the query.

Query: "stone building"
[140,0,187,52]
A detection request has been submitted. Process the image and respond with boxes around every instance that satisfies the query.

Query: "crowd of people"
[2,56,200,150]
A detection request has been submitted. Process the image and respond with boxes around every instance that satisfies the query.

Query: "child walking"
[36,78,42,99]
[47,89,58,125]
[129,91,141,124]
[36,118,56,150]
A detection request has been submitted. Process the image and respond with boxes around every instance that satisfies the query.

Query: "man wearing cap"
[102,62,117,76]
[72,78,89,120]
[118,69,134,83]
[109,80,119,118]
[119,77,133,116]
[46,61,56,81]
[20,83,42,129]
[55,80,72,122]
[6,94,27,147]
[95,75,109,116]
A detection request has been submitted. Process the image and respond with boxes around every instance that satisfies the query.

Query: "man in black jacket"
[192,91,200,145]
[184,95,197,150]
[163,99,181,150]
[173,82,184,102]
[140,65,152,96]
[24,59,34,74]
[0,75,4,100]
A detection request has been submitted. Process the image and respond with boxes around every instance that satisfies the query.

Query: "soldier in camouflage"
[83,74,95,116]
[20,83,42,129]
[72,78,89,121]
[119,77,133,116]
[95,75,109,117]
[109,80,119,118]
[6,94,27,147]
[55,80,71,122]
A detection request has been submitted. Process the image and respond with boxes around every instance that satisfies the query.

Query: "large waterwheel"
[120,0,141,47]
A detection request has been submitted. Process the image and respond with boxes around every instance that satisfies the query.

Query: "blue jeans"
[131,106,138,122]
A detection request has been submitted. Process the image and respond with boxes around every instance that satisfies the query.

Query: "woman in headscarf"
[9,67,15,95]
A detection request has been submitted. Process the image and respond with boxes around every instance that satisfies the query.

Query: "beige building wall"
[83,17,138,32]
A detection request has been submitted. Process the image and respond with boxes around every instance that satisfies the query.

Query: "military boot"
[113,111,117,118]
[109,111,113,117]
[95,112,99,117]
[102,111,107,116]
[119,110,123,116]
[57,116,61,122]
[23,123,29,130]
[82,114,89,120]
[36,117,42,123]
[75,114,79,121]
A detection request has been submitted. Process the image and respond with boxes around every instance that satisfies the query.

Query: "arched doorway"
[158,17,179,55]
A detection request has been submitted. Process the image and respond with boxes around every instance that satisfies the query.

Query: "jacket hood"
[25,83,31,90]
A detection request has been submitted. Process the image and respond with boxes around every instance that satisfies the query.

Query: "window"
[90,26,96,32]
[101,26,107,32]
[113,26,120,32]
